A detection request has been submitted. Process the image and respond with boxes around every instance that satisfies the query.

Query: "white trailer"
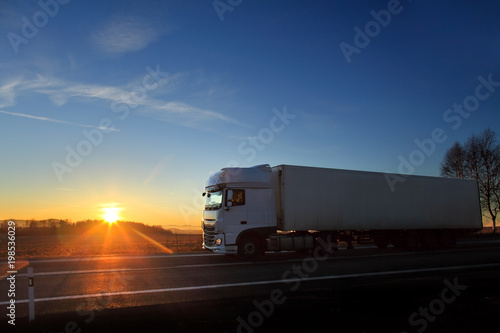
[202,164,482,256]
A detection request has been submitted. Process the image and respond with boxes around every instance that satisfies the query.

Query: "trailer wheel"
[238,235,262,257]
[391,233,406,249]
[406,231,420,251]
[439,230,456,249]
[422,230,438,249]
[372,233,390,249]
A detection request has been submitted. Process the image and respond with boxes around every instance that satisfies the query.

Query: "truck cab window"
[205,190,222,210]
[230,189,245,206]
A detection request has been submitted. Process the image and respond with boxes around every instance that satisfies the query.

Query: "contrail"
[0,110,119,132]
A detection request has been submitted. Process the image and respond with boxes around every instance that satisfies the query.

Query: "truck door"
[223,189,248,244]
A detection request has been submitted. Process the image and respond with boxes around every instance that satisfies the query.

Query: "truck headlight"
[216,238,222,245]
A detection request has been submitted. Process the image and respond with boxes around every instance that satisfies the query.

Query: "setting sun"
[102,207,121,224]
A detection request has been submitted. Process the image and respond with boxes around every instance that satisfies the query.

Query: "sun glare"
[102,207,121,224]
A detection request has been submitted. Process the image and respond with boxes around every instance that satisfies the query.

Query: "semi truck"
[202,164,482,256]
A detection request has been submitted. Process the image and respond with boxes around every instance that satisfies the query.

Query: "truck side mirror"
[225,190,233,210]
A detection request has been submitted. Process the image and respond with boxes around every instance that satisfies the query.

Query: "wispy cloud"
[0,74,247,129]
[0,110,119,132]
[90,16,161,54]
[0,77,22,108]
[51,81,246,127]
[145,100,246,127]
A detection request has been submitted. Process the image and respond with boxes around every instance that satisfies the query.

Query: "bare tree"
[464,134,481,180]
[440,142,466,179]
[441,128,500,232]
[475,128,500,232]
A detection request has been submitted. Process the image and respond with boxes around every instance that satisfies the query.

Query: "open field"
[0,231,203,258]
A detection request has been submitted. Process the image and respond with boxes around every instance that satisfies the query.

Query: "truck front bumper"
[203,233,237,255]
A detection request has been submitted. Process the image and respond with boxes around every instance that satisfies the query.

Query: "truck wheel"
[238,236,261,257]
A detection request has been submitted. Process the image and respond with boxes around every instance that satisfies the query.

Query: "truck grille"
[203,223,215,247]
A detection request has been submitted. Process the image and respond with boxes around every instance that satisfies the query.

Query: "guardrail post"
[28,267,35,323]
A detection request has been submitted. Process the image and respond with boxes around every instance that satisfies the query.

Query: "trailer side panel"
[274,165,482,232]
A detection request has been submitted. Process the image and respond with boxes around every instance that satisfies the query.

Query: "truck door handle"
[241,221,247,225]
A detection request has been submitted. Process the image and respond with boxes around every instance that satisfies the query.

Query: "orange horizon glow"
[0,188,204,229]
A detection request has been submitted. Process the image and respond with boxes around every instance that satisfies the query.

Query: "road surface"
[1,240,500,332]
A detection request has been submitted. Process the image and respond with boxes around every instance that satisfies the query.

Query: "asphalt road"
[1,240,500,332]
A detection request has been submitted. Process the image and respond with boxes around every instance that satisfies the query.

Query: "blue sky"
[1,0,499,228]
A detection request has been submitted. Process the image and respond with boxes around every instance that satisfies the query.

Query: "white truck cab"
[202,164,277,255]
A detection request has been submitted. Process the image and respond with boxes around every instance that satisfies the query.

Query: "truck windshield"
[205,190,222,210]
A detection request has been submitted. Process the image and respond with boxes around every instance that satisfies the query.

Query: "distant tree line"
[441,128,500,232]
[0,219,172,236]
